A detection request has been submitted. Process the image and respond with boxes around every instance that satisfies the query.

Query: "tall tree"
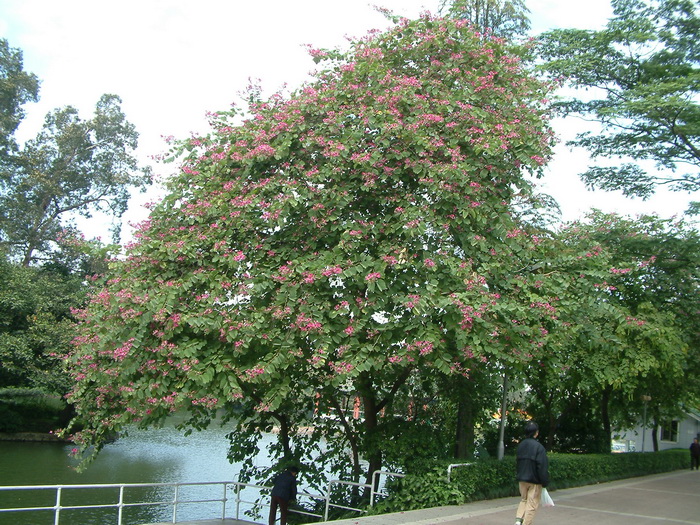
[527,212,696,451]
[0,38,39,156]
[0,94,152,266]
[64,13,557,487]
[439,0,531,39]
[536,0,700,206]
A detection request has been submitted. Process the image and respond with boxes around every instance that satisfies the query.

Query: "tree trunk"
[276,414,292,460]
[454,388,475,459]
[600,386,612,451]
[362,391,382,494]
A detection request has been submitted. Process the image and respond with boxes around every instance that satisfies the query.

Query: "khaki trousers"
[516,481,542,525]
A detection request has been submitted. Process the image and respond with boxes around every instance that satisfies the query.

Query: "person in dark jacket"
[269,465,299,525]
[514,422,549,525]
[691,438,700,470]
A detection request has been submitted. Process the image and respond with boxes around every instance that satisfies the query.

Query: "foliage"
[510,212,694,452]
[0,387,69,433]
[536,0,700,204]
[0,257,85,394]
[0,229,117,434]
[371,450,687,514]
[439,0,531,39]
[571,212,700,445]
[370,465,466,514]
[0,93,152,266]
[64,12,559,485]
[0,38,39,156]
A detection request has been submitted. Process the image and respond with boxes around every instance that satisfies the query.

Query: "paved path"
[144,469,700,525]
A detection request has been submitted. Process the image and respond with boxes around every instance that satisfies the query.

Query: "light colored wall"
[613,414,700,452]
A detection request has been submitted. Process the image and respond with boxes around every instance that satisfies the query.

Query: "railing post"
[171,483,179,524]
[117,485,125,525]
[54,486,62,525]
[324,481,332,521]
[370,471,378,507]
[221,482,227,520]
[235,483,241,520]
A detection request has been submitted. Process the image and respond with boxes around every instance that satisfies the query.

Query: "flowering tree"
[65,13,558,487]
[512,214,688,452]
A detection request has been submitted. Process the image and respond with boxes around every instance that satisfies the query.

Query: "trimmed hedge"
[370,449,688,515]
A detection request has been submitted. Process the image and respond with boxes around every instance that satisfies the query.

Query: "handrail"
[0,480,251,524]
[446,462,473,482]
[0,469,405,524]
[324,479,370,521]
[370,470,405,506]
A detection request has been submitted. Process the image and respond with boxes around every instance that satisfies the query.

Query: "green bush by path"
[370,450,688,515]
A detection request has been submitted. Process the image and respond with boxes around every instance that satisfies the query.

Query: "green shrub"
[0,387,69,432]
[371,449,687,514]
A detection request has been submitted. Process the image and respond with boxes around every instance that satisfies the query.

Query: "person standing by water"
[269,465,299,525]
[691,438,700,470]
[515,422,549,525]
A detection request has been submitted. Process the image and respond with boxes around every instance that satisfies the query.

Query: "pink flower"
[365,272,381,282]
[322,266,343,276]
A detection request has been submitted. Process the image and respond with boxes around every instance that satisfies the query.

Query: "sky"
[0,0,695,242]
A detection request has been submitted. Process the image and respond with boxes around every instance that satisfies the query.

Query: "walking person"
[514,422,549,525]
[691,438,700,470]
[269,465,299,525]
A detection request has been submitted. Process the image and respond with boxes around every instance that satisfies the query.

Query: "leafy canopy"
[0,38,39,156]
[439,0,531,39]
[0,93,152,266]
[536,0,700,203]
[65,13,558,477]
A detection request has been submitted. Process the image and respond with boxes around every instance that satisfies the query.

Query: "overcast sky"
[0,0,694,241]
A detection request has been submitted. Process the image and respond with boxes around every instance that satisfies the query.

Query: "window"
[660,420,679,442]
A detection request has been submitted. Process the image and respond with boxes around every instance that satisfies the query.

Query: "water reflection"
[0,419,274,525]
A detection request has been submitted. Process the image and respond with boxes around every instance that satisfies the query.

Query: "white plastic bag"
[540,487,554,507]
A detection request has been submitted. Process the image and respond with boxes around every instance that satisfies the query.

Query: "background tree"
[0,93,152,266]
[580,211,700,450]
[0,228,118,432]
[529,212,696,451]
[536,0,700,207]
[0,38,39,156]
[439,0,531,39]
[65,13,558,492]
[0,38,149,433]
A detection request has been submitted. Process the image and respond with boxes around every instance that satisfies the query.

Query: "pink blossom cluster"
[322,266,343,277]
[293,313,323,332]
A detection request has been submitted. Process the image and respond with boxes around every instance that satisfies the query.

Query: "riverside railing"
[0,470,404,525]
[323,470,405,521]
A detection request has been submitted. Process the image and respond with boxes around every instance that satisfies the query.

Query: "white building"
[613,410,700,453]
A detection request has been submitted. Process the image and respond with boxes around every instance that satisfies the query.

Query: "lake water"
[0,421,277,525]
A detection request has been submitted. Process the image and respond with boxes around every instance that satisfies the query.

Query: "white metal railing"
[446,462,473,482]
[0,480,240,525]
[323,470,405,521]
[0,469,405,525]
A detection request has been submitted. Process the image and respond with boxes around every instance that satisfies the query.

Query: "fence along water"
[0,470,405,525]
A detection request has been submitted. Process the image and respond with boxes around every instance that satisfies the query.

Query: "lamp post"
[497,372,509,460]
[641,395,652,452]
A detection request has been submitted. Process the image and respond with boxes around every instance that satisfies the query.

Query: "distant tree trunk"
[454,386,475,459]
[652,417,659,452]
[362,391,382,495]
[600,385,612,450]
[276,414,293,460]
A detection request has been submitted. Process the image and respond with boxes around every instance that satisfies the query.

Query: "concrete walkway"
[144,469,700,525]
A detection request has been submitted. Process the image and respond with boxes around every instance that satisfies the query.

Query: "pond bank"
[0,431,69,442]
